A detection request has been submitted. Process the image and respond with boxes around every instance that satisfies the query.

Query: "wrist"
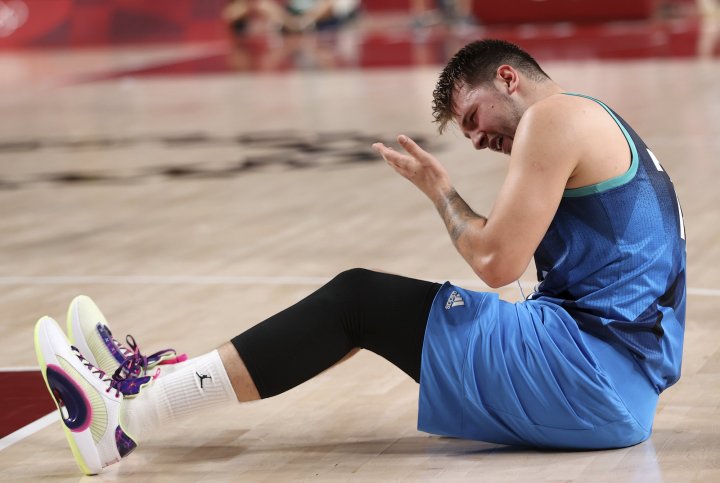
[430,183,456,208]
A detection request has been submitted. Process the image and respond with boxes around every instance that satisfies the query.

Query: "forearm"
[433,186,531,288]
[433,187,487,258]
[372,135,533,287]
[372,136,491,275]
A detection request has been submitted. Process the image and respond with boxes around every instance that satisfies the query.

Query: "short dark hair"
[432,39,550,133]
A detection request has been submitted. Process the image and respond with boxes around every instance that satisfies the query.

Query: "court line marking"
[0,366,38,372]
[0,275,716,296]
[0,411,58,452]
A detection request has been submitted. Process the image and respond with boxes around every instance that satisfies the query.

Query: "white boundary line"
[686,288,720,297]
[0,366,38,372]
[0,412,58,452]
[0,275,716,296]
[0,275,331,286]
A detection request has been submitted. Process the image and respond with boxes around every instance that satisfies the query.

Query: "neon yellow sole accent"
[65,302,76,346]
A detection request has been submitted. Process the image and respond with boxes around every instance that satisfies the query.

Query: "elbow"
[479,270,515,289]
[483,275,512,289]
[470,253,523,289]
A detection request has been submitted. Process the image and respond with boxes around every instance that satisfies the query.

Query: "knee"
[330,268,375,285]
[328,268,375,290]
[321,268,377,306]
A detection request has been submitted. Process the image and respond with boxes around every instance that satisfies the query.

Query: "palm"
[372,135,450,197]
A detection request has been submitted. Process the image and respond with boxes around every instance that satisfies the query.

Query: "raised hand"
[372,135,452,200]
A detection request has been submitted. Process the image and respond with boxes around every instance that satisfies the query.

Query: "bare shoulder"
[521,94,597,132]
[519,93,631,188]
[524,93,620,136]
[512,94,587,161]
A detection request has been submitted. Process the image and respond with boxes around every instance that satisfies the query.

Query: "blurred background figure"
[698,0,720,17]
[698,0,720,57]
[410,0,478,31]
[224,0,360,36]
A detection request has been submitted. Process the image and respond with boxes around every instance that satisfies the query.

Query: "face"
[452,81,524,155]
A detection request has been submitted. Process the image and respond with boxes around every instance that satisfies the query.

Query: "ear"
[496,65,519,94]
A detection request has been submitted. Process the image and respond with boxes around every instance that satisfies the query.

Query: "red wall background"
[362,0,659,22]
[0,0,228,48]
[0,0,661,49]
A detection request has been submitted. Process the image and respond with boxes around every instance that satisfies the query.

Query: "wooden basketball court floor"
[0,29,719,482]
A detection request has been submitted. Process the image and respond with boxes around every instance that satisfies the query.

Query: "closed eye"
[461,110,475,131]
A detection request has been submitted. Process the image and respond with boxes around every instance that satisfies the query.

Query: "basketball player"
[224,0,359,34]
[34,39,686,474]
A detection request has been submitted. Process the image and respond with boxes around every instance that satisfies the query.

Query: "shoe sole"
[34,316,115,475]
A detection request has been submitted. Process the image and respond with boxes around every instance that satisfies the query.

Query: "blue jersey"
[530,94,687,393]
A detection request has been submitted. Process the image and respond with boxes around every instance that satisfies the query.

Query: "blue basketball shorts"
[418,283,659,449]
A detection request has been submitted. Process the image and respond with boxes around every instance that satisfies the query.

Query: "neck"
[525,79,564,104]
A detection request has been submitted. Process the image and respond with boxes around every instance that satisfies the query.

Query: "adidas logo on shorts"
[445,291,465,309]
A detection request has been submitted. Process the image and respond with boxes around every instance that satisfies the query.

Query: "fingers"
[371,142,389,154]
[372,142,411,173]
[372,142,400,163]
[373,136,422,160]
[373,136,428,174]
[397,135,427,159]
[372,142,391,162]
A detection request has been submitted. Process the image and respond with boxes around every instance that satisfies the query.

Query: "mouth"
[491,136,509,153]
[496,136,512,154]
[492,136,502,152]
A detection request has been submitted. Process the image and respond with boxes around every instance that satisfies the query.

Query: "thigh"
[327,268,441,381]
[418,283,656,449]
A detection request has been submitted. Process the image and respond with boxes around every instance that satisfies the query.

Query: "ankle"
[119,350,236,441]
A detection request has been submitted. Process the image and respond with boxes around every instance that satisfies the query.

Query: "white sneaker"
[34,316,150,474]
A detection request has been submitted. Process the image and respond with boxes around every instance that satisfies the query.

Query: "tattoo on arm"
[437,188,487,245]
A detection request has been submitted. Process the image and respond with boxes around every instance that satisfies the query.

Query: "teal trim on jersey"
[561,93,639,198]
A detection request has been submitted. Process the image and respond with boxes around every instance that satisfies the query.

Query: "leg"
[218,342,261,401]
[218,343,361,401]
[229,268,441,399]
[37,269,439,474]
[127,269,440,441]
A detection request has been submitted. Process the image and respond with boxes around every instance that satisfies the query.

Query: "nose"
[471,132,487,150]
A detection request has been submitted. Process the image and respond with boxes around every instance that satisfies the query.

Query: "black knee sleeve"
[231,269,440,398]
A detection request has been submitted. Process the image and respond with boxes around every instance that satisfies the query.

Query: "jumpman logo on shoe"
[196,372,212,389]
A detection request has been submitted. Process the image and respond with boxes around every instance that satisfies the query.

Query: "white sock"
[121,350,236,442]
[152,358,187,376]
